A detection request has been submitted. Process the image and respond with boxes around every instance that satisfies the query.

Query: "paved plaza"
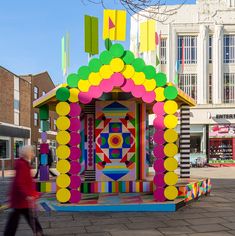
[0,167,235,236]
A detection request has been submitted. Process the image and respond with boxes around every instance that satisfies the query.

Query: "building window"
[224,35,235,63]
[42,91,46,96]
[49,117,51,130]
[223,73,235,103]
[190,135,202,153]
[34,86,39,100]
[208,74,212,104]
[160,38,167,64]
[53,119,57,131]
[14,139,24,158]
[34,112,38,126]
[14,76,20,126]
[179,74,197,100]
[0,138,10,159]
[209,35,213,63]
[178,36,197,64]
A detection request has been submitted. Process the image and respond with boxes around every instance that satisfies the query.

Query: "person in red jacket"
[4,145,44,236]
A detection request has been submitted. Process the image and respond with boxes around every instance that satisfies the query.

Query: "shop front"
[209,124,235,164]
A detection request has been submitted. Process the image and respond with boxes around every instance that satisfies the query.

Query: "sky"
[0,0,196,85]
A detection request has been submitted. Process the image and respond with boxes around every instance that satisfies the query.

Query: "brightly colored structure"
[33,43,198,206]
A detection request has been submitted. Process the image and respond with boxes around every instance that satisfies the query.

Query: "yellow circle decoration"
[99,65,113,79]
[110,58,125,72]
[164,143,178,157]
[108,134,123,148]
[122,65,135,78]
[56,131,70,145]
[143,79,156,91]
[56,145,70,159]
[56,102,70,116]
[164,186,178,200]
[56,160,71,173]
[164,172,178,186]
[77,79,91,92]
[164,157,178,171]
[132,72,146,85]
[68,88,79,103]
[164,129,178,143]
[164,115,178,129]
[56,188,71,203]
[56,116,70,131]
[155,87,165,102]
[164,101,178,114]
[88,72,102,86]
[56,174,71,188]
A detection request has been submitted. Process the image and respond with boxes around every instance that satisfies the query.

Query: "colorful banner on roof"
[84,15,99,55]
[139,19,156,52]
[103,9,126,41]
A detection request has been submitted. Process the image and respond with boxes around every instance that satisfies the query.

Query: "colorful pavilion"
[33,43,208,208]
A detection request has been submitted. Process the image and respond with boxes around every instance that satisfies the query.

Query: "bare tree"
[83,0,186,23]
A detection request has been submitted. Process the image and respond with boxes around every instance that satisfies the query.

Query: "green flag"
[84,15,99,55]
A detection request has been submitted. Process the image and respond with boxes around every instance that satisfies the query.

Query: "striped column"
[180,105,191,178]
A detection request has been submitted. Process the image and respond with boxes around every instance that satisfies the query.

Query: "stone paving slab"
[188,223,230,233]
[158,226,195,235]
[110,230,164,236]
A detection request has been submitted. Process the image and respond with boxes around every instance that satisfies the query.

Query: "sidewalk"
[1,168,235,236]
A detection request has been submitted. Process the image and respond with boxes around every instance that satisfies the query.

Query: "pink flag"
[108,17,115,29]
[155,32,159,46]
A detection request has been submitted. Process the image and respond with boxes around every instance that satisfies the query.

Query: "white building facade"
[130,0,235,164]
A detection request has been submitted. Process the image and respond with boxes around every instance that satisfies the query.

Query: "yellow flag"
[140,20,156,52]
[103,9,126,41]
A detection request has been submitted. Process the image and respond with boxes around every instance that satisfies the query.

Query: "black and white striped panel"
[180,105,190,178]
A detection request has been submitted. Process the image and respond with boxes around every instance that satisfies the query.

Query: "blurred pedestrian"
[4,145,44,236]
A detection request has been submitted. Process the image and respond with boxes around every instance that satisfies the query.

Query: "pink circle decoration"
[69,118,81,132]
[153,130,165,144]
[153,159,165,173]
[69,103,81,117]
[69,147,81,160]
[153,145,165,158]
[153,117,164,130]
[70,175,81,189]
[131,85,145,98]
[153,173,165,186]
[152,102,164,115]
[99,79,114,93]
[69,132,81,146]
[121,79,135,92]
[111,73,125,87]
[69,190,81,203]
[41,132,47,143]
[69,161,81,175]
[88,86,103,99]
[78,92,92,104]
[142,91,155,103]
[154,188,166,202]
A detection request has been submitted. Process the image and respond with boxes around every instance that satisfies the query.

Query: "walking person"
[4,145,44,236]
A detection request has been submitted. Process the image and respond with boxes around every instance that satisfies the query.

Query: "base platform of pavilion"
[51,197,185,212]
[36,178,211,212]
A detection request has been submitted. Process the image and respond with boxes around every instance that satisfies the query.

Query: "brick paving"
[0,167,235,236]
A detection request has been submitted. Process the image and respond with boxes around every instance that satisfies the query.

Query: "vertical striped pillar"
[180,105,191,178]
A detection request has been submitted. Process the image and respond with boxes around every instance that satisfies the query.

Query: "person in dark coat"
[4,145,44,236]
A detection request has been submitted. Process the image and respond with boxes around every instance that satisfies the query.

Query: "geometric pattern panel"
[95,101,136,181]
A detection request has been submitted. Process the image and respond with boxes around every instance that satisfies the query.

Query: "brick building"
[0,67,57,169]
